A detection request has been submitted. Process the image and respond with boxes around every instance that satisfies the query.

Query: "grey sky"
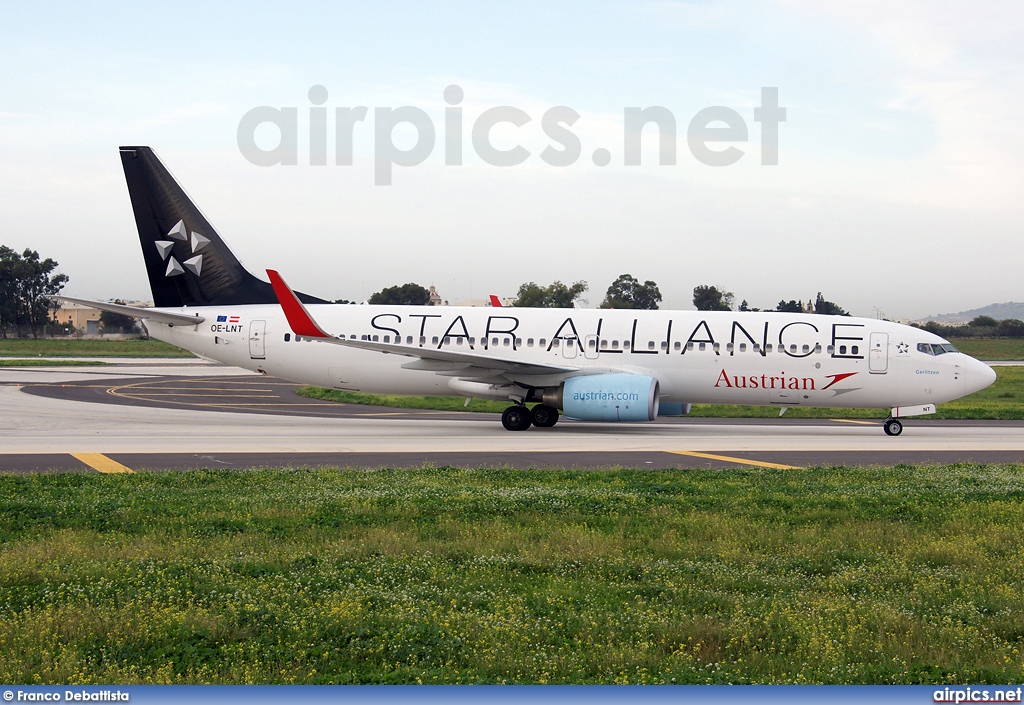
[0,1,1021,319]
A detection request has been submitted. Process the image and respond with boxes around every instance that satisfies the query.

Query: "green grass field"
[950,338,1024,361]
[1,465,1023,684]
[297,366,1024,420]
[0,338,193,358]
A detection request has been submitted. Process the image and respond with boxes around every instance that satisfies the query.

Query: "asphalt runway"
[2,363,1023,474]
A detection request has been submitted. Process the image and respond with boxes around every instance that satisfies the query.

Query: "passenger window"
[491,337,499,346]
[372,335,379,342]
[406,336,413,344]
[383,335,390,343]
[766,344,773,352]
[612,340,620,349]
[443,336,451,345]
[827,345,834,354]
[504,338,511,346]
[552,339,560,348]
[456,337,463,345]
[686,342,694,351]
[624,341,631,349]
[673,341,681,351]
[648,341,656,350]
[419,336,426,345]
[284,333,291,342]
[839,345,847,354]
[515,338,522,347]
[527,338,535,347]
[740,343,747,352]
[361,335,368,341]
[659,341,667,351]
[814,343,821,353]
[589,339,596,349]
[851,345,859,355]
[790,344,797,353]
[713,343,720,353]
[802,344,809,353]
[698,342,706,351]
[431,336,439,344]
[539,338,547,347]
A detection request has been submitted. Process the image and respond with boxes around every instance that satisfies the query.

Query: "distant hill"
[917,302,1024,324]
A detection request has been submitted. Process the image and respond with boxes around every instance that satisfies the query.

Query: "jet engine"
[541,373,660,422]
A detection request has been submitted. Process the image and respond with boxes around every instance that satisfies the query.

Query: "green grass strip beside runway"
[0,338,193,358]
[952,338,1024,360]
[1,464,1023,684]
[297,366,1024,419]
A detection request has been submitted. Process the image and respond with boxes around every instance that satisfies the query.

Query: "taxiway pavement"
[1,361,1022,473]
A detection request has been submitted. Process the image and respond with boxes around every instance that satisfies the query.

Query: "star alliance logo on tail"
[154,219,209,278]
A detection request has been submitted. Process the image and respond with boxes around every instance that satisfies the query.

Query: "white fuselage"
[146,305,995,411]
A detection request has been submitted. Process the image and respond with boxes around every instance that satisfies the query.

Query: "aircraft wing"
[52,296,206,326]
[267,270,578,378]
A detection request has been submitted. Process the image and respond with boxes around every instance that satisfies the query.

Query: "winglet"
[267,269,332,338]
[489,295,502,307]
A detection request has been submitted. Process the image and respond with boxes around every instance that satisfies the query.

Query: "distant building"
[50,300,152,335]
[428,285,442,306]
[51,301,102,335]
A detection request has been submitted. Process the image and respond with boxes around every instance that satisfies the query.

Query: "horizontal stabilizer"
[52,296,205,326]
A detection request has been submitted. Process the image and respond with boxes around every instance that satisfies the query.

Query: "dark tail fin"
[119,146,326,308]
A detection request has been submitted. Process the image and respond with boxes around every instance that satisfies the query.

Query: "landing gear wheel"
[530,404,559,428]
[502,405,533,431]
[883,418,903,436]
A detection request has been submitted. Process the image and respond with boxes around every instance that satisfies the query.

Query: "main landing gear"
[883,418,903,436]
[501,404,560,431]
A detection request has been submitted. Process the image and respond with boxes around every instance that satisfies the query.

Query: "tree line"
[360,276,848,314]
[0,246,68,338]
[914,316,1024,338]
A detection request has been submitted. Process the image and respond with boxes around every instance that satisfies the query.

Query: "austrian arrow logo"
[154,219,209,278]
[822,372,858,390]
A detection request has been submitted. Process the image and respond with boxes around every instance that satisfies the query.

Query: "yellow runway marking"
[110,393,279,398]
[830,418,876,426]
[667,450,799,470]
[70,453,134,474]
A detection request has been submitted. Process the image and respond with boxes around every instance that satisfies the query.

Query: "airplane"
[57,146,998,435]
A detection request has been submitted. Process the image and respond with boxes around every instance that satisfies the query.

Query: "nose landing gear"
[883,418,903,436]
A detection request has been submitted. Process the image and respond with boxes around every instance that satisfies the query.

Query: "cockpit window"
[918,342,959,356]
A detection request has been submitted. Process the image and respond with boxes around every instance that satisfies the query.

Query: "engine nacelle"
[553,373,660,422]
[658,402,691,417]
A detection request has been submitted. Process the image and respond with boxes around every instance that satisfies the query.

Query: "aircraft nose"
[965,357,997,395]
